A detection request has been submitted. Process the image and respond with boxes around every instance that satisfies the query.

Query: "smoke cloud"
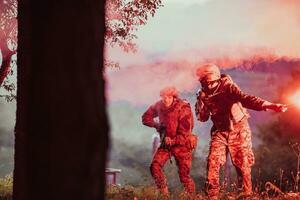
[251,0,300,57]
[106,46,299,105]
[104,0,300,183]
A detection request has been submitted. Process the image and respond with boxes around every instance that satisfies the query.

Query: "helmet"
[160,86,178,98]
[196,64,221,82]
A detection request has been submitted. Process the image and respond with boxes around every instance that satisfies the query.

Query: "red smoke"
[106,46,299,105]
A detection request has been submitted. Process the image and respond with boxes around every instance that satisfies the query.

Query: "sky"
[106,0,300,105]
[135,0,300,56]
[108,0,300,60]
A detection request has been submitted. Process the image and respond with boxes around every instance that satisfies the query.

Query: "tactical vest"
[200,74,249,131]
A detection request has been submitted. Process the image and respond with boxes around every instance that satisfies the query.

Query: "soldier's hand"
[189,134,198,150]
[165,137,175,146]
[263,102,288,112]
[276,104,288,112]
[155,123,166,133]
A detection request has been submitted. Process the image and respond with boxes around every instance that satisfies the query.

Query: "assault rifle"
[160,127,173,164]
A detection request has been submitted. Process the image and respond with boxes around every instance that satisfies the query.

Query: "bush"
[0,173,12,200]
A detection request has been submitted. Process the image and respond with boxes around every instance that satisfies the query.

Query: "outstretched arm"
[262,101,288,112]
[228,83,287,112]
[228,83,268,111]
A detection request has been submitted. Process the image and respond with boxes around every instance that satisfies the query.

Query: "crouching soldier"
[195,64,287,200]
[142,86,197,197]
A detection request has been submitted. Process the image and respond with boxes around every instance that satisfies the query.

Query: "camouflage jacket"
[142,98,194,146]
[195,74,266,131]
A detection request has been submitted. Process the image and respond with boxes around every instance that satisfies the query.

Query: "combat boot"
[159,187,169,199]
[237,191,252,200]
[208,195,219,200]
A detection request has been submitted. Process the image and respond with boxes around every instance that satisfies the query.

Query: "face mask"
[200,79,219,92]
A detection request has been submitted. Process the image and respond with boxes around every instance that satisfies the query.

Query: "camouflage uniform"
[142,98,196,193]
[195,74,267,199]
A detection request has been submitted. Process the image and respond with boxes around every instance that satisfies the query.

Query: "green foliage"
[106,0,163,52]
[0,50,17,102]
[0,0,17,50]
[0,79,16,102]
[106,185,162,200]
[106,184,300,200]
[0,174,12,200]
[252,120,300,192]
[106,184,208,200]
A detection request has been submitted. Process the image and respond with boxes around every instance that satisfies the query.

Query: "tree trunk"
[14,0,108,200]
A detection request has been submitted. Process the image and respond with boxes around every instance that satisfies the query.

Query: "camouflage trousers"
[206,120,254,199]
[150,146,195,193]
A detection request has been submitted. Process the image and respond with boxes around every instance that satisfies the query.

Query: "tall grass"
[0,173,12,200]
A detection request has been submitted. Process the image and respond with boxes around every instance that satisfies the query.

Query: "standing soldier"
[142,86,197,197]
[195,64,287,200]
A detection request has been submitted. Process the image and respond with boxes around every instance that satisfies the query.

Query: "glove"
[165,137,175,146]
[155,123,166,133]
[263,102,288,112]
[188,134,198,150]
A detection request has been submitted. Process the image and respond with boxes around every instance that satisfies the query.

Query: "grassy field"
[1,175,300,199]
[106,184,300,200]
[0,174,12,200]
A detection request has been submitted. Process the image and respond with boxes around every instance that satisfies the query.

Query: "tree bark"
[14,0,108,200]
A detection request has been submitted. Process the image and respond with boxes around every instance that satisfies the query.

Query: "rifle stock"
[160,129,172,164]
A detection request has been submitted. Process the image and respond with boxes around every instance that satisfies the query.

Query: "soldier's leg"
[229,124,254,195]
[224,152,232,189]
[206,133,228,199]
[150,148,170,194]
[234,165,251,194]
[173,147,195,194]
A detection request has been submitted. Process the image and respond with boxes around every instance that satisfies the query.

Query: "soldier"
[195,64,287,200]
[142,86,197,197]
